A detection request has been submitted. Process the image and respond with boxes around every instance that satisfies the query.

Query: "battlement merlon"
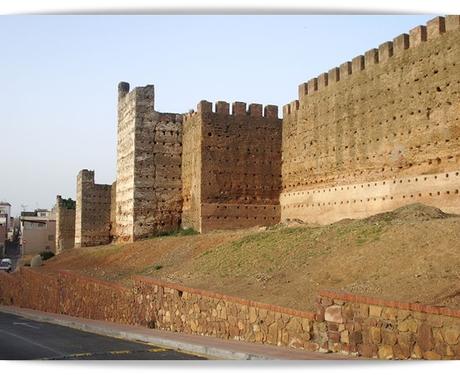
[117,81,155,110]
[76,169,111,189]
[118,81,130,100]
[193,100,279,119]
[282,100,299,117]
[77,169,95,184]
[56,195,76,209]
[295,15,459,101]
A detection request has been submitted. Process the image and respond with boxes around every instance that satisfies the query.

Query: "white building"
[19,209,56,255]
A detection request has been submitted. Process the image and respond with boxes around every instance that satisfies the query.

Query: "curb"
[0,306,279,360]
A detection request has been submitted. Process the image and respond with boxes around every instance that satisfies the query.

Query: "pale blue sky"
[0,15,434,216]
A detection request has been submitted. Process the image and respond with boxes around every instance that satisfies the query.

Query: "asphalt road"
[0,312,205,360]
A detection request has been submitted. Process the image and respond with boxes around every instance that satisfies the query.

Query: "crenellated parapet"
[182,99,282,233]
[185,100,279,120]
[297,16,459,100]
[282,14,460,226]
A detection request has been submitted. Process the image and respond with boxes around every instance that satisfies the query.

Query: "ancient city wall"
[116,82,183,242]
[75,169,112,247]
[281,16,460,224]
[110,182,117,239]
[1,268,460,359]
[181,111,202,231]
[55,195,76,253]
[182,101,282,233]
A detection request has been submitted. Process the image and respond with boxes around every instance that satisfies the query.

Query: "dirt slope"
[43,204,460,311]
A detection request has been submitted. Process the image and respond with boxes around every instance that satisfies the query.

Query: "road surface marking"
[148,348,168,353]
[109,350,131,355]
[13,322,40,329]
[0,328,66,356]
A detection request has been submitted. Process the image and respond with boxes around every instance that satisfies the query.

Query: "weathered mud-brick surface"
[318,290,460,359]
[75,169,112,247]
[110,182,117,239]
[182,101,282,233]
[55,195,76,253]
[116,82,183,242]
[281,16,460,224]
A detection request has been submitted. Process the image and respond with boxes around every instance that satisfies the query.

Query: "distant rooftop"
[0,202,11,206]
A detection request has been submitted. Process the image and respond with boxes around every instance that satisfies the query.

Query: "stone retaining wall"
[132,276,317,351]
[317,290,460,359]
[0,269,134,325]
[1,268,460,359]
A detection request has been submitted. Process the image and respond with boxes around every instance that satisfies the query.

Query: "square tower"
[116,82,183,242]
[182,100,282,233]
[75,169,112,247]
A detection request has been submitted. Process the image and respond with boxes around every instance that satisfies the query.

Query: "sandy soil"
[43,204,460,312]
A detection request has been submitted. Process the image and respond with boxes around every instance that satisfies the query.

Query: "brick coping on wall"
[19,268,131,293]
[9,268,460,320]
[319,289,460,319]
[133,275,316,320]
[16,268,316,319]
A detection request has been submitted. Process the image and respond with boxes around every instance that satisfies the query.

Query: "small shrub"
[153,264,163,270]
[40,251,55,261]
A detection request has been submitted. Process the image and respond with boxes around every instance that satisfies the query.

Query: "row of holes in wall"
[286,99,458,153]
[211,205,278,211]
[283,189,460,209]
[284,150,459,183]
[282,154,459,189]
[285,121,459,169]
[297,47,456,109]
[287,118,458,162]
[135,175,182,181]
[203,157,280,166]
[287,130,460,166]
[206,172,282,178]
[295,84,455,131]
[206,133,280,143]
[135,153,182,159]
[283,138,460,174]
[131,187,181,192]
[135,209,181,216]
[204,145,280,154]
[204,185,279,191]
[286,111,458,158]
[135,166,181,172]
[136,141,182,149]
[288,68,460,152]
[282,171,460,197]
[203,216,278,221]
[203,196,279,203]
[297,57,457,117]
[137,129,180,137]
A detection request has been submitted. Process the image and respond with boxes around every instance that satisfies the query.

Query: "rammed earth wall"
[281,16,460,225]
[116,83,183,242]
[55,196,76,253]
[1,268,459,359]
[182,101,282,233]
